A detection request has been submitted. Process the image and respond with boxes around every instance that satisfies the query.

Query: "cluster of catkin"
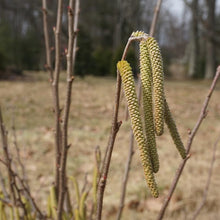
[117,31,186,198]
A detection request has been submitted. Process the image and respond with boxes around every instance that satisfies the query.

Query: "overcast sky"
[164,0,185,15]
[164,0,220,15]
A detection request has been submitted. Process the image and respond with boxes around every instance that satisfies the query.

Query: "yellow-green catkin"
[164,99,186,159]
[147,37,165,136]
[131,31,147,37]
[92,147,101,212]
[74,209,80,220]
[79,192,88,220]
[49,185,57,219]
[69,176,80,207]
[117,60,159,198]
[139,40,159,173]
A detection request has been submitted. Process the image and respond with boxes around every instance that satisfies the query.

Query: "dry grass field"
[0,71,220,219]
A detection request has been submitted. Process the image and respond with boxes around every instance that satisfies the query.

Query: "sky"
[164,0,220,15]
[164,0,185,15]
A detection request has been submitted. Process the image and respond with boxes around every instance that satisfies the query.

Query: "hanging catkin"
[164,99,186,159]
[117,60,159,198]
[147,37,165,136]
[139,40,159,173]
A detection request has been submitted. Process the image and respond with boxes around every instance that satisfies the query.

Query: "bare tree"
[187,0,200,78]
[204,0,216,79]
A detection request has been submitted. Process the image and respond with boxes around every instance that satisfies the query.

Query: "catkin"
[131,31,147,38]
[50,185,57,219]
[164,99,186,159]
[147,37,165,136]
[139,40,159,173]
[117,60,159,198]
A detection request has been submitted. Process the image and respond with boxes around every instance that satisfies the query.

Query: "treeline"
[0,0,219,78]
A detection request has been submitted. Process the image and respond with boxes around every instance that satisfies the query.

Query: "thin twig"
[57,0,79,218]
[42,0,62,197]
[116,131,134,220]
[11,121,39,216]
[0,107,17,208]
[149,0,163,36]
[96,36,146,220]
[157,66,220,220]
[0,168,10,200]
[124,0,163,120]
[0,110,27,217]
[117,1,163,218]
[0,156,44,218]
[12,122,29,190]
[42,0,53,81]
[0,197,13,206]
[191,134,220,220]
[16,174,45,219]
[53,0,63,199]
[116,75,142,220]
[0,108,44,218]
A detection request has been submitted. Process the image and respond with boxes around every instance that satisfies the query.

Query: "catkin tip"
[164,99,186,159]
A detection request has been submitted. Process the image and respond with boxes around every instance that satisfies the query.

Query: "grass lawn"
[0,71,220,219]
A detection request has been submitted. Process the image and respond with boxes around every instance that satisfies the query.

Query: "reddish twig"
[0,108,44,218]
[16,174,44,219]
[96,36,148,220]
[0,197,13,206]
[57,0,79,218]
[124,0,163,121]
[116,130,135,220]
[116,74,142,220]
[42,0,62,197]
[117,1,163,218]
[191,134,220,220]
[42,0,53,81]
[157,66,220,220]
[12,122,29,190]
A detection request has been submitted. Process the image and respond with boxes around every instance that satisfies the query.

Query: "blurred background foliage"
[0,0,219,79]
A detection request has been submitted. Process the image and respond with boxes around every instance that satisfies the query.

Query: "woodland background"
[0,0,219,79]
[0,1,220,220]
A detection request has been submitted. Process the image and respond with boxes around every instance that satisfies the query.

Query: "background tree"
[204,0,216,79]
[0,0,219,78]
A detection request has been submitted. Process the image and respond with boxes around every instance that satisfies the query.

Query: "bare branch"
[57,0,80,218]
[116,74,142,220]
[16,174,44,219]
[117,2,163,218]
[149,0,163,36]
[157,65,220,220]
[96,35,147,220]
[0,107,17,207]
[0,168,10,200]
[116,131,134,220]
[12,122,29,190]
[0,110,28,217]
[0,108,44,218]
[42,0,53,81]
[0,197,13,206]
[42,0,62,196]
[191,134,220,220]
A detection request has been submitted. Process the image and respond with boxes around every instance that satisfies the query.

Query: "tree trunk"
[205,0,216,79]
[188,0,199,78]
